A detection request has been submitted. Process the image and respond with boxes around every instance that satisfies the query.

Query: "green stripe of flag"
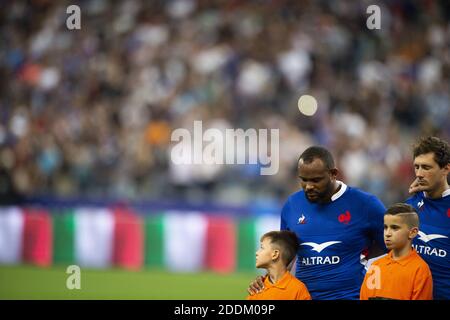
[144,214,164,268]
[237,218,256,272]
[52,209,75,264]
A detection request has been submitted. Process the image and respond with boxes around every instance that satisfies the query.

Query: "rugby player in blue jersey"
[406,136,449,300]
[248,146,387,300]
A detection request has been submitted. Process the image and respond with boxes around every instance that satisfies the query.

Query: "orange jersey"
[360,249,433,300]
[247,271,311,300]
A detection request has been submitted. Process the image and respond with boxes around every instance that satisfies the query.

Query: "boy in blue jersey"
[406,136,450,300]
[248,146,387,300]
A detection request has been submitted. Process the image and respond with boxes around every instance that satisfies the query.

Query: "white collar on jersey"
[331,180,347,202]
[423,188,450,198]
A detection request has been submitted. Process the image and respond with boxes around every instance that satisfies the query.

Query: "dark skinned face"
[298,158,338,203]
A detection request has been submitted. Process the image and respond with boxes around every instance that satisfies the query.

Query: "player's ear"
[442,163,449,176]
[329,168,339,179]
[409,227,419,240]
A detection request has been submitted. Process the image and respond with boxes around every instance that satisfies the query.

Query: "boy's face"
[383,215,417,250]
[255,238,278,268]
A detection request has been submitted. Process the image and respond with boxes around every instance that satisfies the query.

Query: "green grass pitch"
[0,265,258,300]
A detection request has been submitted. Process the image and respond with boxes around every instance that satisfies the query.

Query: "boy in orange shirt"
[360,203,433,300]
[247,230,311,300]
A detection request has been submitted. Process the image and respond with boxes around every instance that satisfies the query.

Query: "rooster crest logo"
[418,200,424,209]
[298,214,306,224]
[338,211,351,224]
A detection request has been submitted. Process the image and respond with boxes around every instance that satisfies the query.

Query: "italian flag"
[0,206,280,273]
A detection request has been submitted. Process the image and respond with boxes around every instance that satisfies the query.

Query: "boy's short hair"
[385,203,419,229]
[261,230,299,267]
[413,136,450,168]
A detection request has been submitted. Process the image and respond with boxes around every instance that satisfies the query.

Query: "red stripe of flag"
[205,215,236,273]
[112,208,144,270]
[22,208,53,266]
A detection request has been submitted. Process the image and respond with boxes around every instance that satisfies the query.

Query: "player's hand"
[247,276,265,295]
[408,178,425,194]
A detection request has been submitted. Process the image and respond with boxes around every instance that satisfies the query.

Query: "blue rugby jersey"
[405,189,450,300]
[281,181,386,300]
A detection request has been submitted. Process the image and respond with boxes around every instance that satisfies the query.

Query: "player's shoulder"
[405,192,423,206]
[289,189,305,199]
[345,185,382,203]
[284,189,306,205]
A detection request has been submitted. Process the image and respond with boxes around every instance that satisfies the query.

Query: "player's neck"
[321,181,340,203]
[332,181,341,195]
[391,244,412,260]
[267,264,287,284]
[425,181,449,199]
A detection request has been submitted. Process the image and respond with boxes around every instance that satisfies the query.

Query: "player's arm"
[281,201,297,273]
[247,276,265,295]
[366,195,388,257]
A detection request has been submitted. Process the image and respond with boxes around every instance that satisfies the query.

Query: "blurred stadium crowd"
[0,0,449,207]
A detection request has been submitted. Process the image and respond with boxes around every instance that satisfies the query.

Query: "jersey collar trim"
[331,180,347,202]
[423,188,450,198]
[442,188,450,197]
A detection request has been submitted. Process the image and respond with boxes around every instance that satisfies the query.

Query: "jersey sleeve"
[366,195,387,251]
[404,194,418,209]
[280,200,290,231]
